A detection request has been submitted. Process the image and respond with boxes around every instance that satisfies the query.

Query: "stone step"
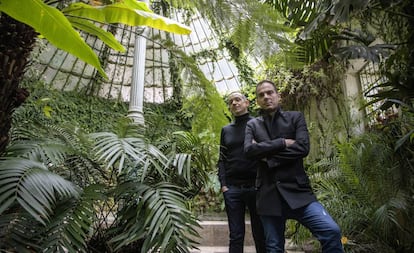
[193,219,305,253]
[190,246,256,253]
[191,246,305,253]
[194,220,254,246]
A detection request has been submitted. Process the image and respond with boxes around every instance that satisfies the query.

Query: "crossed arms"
[244,112,310,167]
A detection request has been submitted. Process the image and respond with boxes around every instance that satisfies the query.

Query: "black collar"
[260,107,281,119]
[234,113,250,124]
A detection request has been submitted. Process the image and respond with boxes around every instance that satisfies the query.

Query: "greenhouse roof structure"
[31,1,257,104]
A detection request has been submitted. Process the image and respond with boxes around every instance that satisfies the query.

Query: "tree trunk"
[0,14,37,154]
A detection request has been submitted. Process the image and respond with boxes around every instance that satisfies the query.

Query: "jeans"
[260,201,343,253]
[223,185,266,253]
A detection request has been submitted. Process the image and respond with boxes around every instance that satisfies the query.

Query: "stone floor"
[191,219,305,253]
[191,245,305,253]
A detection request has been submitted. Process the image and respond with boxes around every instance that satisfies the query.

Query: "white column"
[344,59,366,135]
[128,0,149,125]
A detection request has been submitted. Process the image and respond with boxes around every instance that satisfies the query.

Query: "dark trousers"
[223,185,266,253]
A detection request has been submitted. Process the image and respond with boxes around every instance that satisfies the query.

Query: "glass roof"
[30,1,251,103]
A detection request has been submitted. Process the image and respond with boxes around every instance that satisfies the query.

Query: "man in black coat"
[218,91,266,253]
[244,80,343,253]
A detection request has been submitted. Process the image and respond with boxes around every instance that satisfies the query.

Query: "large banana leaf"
[62,1,191,35]
[67,16,126,52]
[0,0,106,77]
[0,0,191,78]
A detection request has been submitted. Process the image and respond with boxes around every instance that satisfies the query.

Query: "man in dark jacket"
[244,80,343,253]
[218,91,266,253]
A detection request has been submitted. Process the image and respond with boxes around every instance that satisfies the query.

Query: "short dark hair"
[256,80,278,93]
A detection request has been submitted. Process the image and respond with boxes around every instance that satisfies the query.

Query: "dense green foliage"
[1,82,211,252]
[308,128,414,252]
[193,1,414,251]
[259,1,414,252]
[15,80,129,133]
[1,0,413,252]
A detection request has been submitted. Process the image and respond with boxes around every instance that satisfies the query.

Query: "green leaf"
[67,16,126,52]
[0,158,79,225]
[0,0,107,78]
[122,0,153,12]
[395,129,414,151]
[43,105,53,118]
[62,2,191,35]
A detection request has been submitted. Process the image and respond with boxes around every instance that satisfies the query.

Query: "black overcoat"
[244,109,317,216]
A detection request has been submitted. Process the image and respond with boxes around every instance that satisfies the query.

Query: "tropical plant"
[307,131,414,253]
[262,0,397,64]
[0,106,203,252]
[143,98,224,212]
[0,0,191,154]
[152,39,231,152]
[262,0,414,114]
[169,0,296,84]
[0,0,190,76]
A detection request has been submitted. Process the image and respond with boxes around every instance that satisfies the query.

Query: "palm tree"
[0,116,204,252]
[0,0,191,155]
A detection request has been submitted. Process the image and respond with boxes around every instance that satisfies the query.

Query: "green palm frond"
[171,0,292,66]
[298,0,370,40]
[173,152,192,179]
[0,184,103,253]
[11,121,104,186]
[334,41,396,63]
[260,0,334,64]
[0,210,40,253]
[145,130,210,197]
[64,155,107,187]
[155,131,210,198]
[262,0,320,27]
[372,192,409,239]
[0,211,42,252]
[232,0,293,47]
[160,140,193,183]
[171,131,210,179]
[6,140,68,165]
[90,124,168,176]
[309,133,414,250]
[263,0,399,64]
[11,122,92,157]
[9,123,98,185]
[309,157,367,227]
[40,185,103,253]
[110,182,200,253]
[0,157,79,225]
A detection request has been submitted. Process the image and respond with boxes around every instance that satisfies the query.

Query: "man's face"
[228,93,249,116]
[256,82,280,112]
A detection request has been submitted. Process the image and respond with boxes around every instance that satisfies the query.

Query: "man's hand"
[284,138,296,147]
[221,186,229,192]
